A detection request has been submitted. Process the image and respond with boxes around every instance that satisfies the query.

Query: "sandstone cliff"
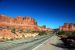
[0,15,38,30]
[59,23,75,31]
[0,15,53,40]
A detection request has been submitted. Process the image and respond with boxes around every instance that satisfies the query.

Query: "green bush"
[38,31,47,36]
[11,28,16,34]
[57,31,75,37]
[57,31,66,35]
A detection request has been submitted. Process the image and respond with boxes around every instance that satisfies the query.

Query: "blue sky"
[0,0,75,29]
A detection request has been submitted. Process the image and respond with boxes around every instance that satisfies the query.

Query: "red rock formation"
[0,15,53,40]
[59,23,75,31]
[0,15,38,30]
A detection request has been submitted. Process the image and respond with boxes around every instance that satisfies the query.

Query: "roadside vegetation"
[0,27,52,42]
[11,28,16,34]
[57,31,75,49]
[38,31,47,36]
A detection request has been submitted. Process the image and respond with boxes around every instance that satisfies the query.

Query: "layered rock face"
[59,23,75,31]
[0,15,38,31]
[0,15,53,40]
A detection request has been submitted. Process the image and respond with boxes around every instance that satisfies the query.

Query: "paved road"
[0,35,52,50]
[34,35,64,50]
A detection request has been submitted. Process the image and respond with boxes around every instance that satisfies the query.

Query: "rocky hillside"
[59,23,75,31]
[0,15,53,41]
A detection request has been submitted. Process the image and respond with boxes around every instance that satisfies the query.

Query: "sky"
[0,0,75,29]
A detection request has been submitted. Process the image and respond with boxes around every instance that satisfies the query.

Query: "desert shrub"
[11,28,16,34]
[38,31,47,36]
[57,31,75,36]
[57,31,66,35]
[57,31,75,48]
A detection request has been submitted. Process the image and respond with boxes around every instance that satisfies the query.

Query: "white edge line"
[32,36,52,50]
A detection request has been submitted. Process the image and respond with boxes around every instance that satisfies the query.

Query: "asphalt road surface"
[0,34,53,50]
